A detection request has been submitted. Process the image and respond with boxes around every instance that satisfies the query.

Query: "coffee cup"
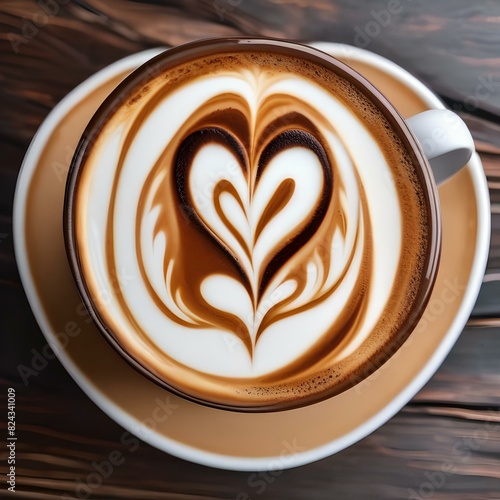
[63,38,474,412]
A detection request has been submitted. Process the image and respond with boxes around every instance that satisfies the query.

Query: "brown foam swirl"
[69,41,436,410]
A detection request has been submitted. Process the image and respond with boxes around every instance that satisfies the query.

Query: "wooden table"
[1,1,499,498]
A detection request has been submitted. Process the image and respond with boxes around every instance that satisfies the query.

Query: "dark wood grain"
[1,1,499,499]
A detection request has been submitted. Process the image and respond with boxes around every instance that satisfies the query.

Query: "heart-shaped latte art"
[173,128,333,344]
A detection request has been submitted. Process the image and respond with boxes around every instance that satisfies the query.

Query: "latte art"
[69,41,435,409]
[172,128,332,344]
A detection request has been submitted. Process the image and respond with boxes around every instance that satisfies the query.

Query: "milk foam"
[82,67,401,377]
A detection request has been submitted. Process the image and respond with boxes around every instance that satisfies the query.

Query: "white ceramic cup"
[62,38,476,412]
[13,42,490,470]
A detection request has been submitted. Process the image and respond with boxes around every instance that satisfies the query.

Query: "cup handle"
[406,109,475,185]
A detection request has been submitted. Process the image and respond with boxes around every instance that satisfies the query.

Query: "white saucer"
[13,43,490,471]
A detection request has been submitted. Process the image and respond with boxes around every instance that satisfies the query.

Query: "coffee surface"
[69,41,434,409]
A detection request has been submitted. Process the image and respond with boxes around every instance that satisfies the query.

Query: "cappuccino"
[65,39,439,410]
